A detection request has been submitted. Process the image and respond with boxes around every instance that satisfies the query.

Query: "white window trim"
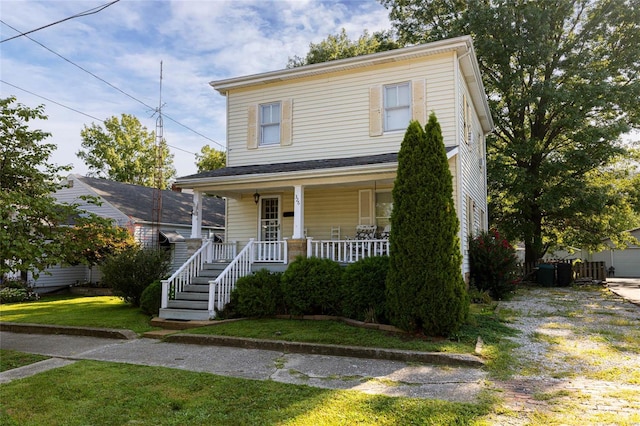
[383,82,411,132]
[260,102,281,146]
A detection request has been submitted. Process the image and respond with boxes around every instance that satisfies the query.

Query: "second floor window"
[260,102,281,145]
[384,82,410,131]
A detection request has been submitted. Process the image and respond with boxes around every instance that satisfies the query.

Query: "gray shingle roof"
[76,175,224,228]
[179,149,456,181]
[179,153,401,180]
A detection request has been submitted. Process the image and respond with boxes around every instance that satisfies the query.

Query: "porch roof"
[175,149,458,197]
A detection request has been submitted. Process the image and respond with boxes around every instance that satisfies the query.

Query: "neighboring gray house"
[29,174,225,292]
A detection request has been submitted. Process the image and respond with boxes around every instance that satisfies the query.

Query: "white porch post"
[191,190,203,239]
[292,185,305,239]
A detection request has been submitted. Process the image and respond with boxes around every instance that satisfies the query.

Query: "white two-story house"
[160,35,493,320]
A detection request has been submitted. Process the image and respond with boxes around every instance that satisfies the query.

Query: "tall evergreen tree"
[386,115,468,336]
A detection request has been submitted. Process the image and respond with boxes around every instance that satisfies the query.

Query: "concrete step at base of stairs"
[167,300,208,310]
[158,308,211,321]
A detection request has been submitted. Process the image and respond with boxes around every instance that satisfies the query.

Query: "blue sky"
[0,0,391,177]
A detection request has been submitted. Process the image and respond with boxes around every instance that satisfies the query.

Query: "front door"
[258,196,280,260]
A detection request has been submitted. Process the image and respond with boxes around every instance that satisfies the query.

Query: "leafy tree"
[77,114,176,189]
[287,29,399,68]
[386,116,468,336]
[0,97,72,277]
[0,97,136,280]
[380,0,640,261]
[196,144,226,172]
[58,208,136,283]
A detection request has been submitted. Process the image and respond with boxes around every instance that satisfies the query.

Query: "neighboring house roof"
[179,149,457,181]
[73,175,225,228]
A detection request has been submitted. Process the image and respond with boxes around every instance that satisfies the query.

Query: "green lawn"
[0,295,156,334]
[0,350,48,372]
[0,361,494,425]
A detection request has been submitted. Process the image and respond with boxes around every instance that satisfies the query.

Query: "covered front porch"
[159,152,457,320]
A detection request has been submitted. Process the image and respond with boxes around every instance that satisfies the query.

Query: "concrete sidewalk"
[606,277,640,306]
[0,330,486,402]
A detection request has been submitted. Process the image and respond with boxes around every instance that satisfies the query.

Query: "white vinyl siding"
[384,82,411,131]
[457,72,488,275]
[225,52,457,167]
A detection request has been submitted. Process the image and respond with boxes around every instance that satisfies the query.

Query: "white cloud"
[0,0,391,177]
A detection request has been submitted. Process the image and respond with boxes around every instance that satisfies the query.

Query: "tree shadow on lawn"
[0,360,492,425]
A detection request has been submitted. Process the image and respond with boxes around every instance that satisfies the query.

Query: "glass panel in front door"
[260,197,280,241]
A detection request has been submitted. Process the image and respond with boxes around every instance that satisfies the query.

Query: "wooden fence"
[518,260,606,283]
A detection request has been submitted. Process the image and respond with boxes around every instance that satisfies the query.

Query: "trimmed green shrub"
[386,115,469,336]
[469,229,519,300]
[341,255,389,323]
[281,256,343,316]
[140,280,162,316]
[233,269,283,317]
[101,247,170,307]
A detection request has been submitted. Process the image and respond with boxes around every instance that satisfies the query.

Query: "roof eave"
[210,36,475,94]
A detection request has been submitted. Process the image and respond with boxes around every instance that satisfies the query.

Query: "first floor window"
[260,102,280,145]
[375,191,393,229]
[384,82,410,131]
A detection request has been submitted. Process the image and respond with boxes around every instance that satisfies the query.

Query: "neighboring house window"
[384,82,411,131]
[375,191,393,229]
[260,102,281,146]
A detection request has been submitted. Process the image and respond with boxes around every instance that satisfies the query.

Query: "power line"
[0,20,226,151]
[0,79,103,122]
[0,79,198,156]
[0,0,121,43]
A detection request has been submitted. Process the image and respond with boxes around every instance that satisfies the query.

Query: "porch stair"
[158,261,229,321]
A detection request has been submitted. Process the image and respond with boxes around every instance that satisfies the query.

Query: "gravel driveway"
[486,285,640,425]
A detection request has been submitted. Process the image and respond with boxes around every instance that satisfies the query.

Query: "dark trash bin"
[537,263,556,287]
[556,262,573,286]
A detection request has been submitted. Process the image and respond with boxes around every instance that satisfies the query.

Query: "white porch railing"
[253,240,287,263]
[308,239,390,263]
[161,240,237,309]
[210,239,255,315]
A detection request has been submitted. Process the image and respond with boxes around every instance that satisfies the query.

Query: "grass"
[1,295,521,379]
[0,295,156,334]
[0,360,494,425]
[188,304,518,353]
[0,350,48,372]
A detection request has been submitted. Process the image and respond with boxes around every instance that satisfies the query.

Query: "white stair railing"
[161,240,213,310]
[209,239,255,317]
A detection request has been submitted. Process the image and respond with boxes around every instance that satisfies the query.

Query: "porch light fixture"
[253,191,260,204]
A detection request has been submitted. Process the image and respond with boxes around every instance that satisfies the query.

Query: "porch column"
[191,190,203,239]
[292,184,305,239]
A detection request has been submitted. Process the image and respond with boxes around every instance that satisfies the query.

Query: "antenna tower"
[151,61,164,247]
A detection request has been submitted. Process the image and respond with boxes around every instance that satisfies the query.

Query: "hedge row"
[220,255,389,323]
